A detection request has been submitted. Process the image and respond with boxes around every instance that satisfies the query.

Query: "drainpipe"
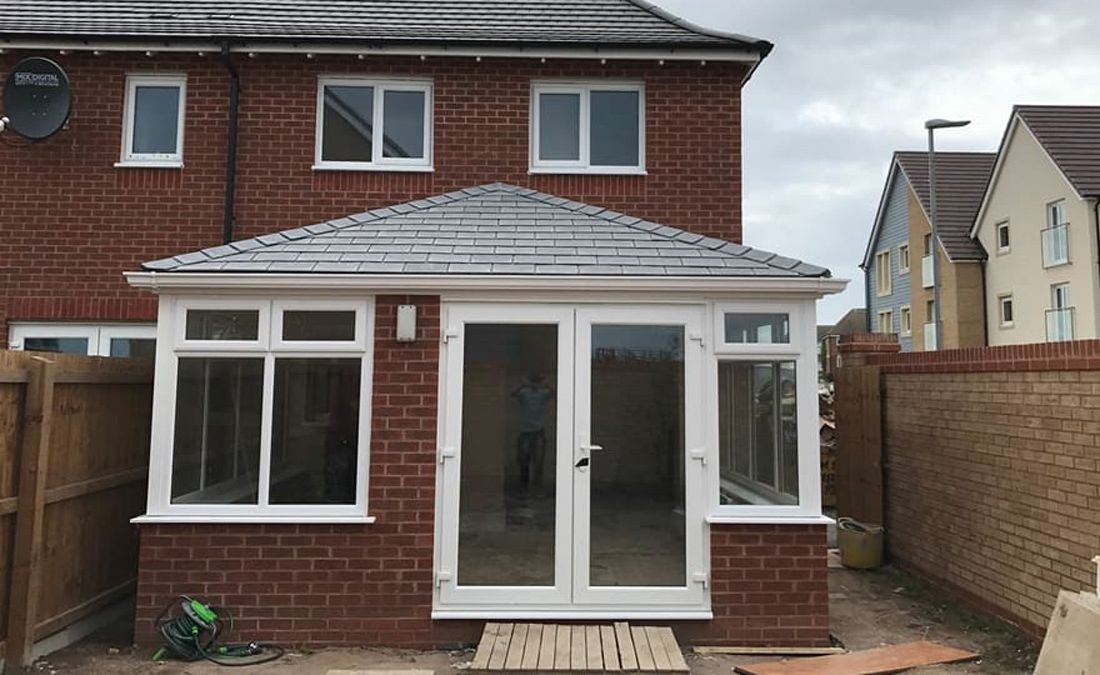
[1093,198,1100,337]
[221,43,240,245]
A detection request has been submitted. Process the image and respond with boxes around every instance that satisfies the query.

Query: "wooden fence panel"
[834,365,884,524]
[0,351,152,670]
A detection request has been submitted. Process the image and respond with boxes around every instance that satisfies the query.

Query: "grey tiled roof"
[143,183,830,278]
[0,1,771,52]
[895,151,996,262]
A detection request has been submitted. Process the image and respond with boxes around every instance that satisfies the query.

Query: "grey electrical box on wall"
[396,305,417,342]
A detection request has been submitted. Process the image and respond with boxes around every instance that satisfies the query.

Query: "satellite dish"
[2,57,72,140]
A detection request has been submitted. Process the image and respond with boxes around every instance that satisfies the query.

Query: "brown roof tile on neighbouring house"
[1016,105,1100,198]
[894,151,996,262]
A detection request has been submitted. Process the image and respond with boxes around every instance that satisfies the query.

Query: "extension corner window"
[147,297,374,521]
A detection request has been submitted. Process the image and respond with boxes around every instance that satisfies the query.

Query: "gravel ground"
[33,565,1039,674]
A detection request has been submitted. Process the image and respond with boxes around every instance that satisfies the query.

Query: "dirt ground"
[34,565,1038,674]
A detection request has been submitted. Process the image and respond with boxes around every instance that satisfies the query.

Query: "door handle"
[578,444,604,453]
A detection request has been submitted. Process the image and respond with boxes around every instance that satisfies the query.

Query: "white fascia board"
[125,271,849,298]
[0,38,761,63]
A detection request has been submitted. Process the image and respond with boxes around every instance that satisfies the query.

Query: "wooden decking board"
[734,640,979,675]
[471,622,686,672]
[614,622,638,671]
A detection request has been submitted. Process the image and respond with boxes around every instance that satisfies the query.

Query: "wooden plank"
[487,623,513,670]
[615,622,638,671]
[695,646,847,656]
[834,365,884,523]
[505,623,528,670]
[0,369,29,384]
[653,627,689,672]
[631,625,656,672]
[520,623,542,671]
[33,578,135,640]
[52,370,152,385]
[570,625,586,671]
[553,623,571,671]
[43,467,147,506]
[537,625,557,671]
[600,625,620,671]
[5,359,56,670]
[644,627,673,672]
[470,623,498,670]
[585,625,603,670]
[734,641,979,675]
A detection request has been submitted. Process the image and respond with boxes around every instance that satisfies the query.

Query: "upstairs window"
[898,244,910,274]
[899,306,912,336]
[1042,200,1069,267]
[120,74,186,166]
[315,78,432,171]
[531,82,644,174]
[996,221,1011,253]
[874,250,891,296]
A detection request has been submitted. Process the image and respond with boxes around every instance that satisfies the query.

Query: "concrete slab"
[1034,590,1100,675]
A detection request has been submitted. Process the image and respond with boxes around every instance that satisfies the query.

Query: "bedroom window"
[119,74,186,166]
[530,82,644,173]
[315,78,433,171]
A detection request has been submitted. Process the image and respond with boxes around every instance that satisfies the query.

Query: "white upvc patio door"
[437,304,576,608]
[436,303,707,614]
[572,306,707,608]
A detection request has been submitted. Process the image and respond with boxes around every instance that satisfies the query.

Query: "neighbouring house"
[861,152,994,351]
[973,105,1100,345]
[0,0,846,650]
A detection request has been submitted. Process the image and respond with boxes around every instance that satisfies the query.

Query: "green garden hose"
[152,596,285,667]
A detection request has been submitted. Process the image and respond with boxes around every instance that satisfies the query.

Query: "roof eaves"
[622,0,774,55]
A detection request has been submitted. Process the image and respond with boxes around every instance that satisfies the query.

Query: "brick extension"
[839,335,1100,637]
[0,52,747,346]
[134,297,830,649]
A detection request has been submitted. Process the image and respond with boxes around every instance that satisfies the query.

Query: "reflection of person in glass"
[512,373,553,493]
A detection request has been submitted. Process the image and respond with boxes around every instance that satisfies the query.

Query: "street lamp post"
[924,118,970,351]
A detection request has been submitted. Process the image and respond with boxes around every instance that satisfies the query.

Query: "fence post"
[5,357,56,672]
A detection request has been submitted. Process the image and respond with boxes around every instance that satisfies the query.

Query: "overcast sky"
[659,0,1100,324]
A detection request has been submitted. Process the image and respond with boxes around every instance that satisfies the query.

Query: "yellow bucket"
[837,517,884,569]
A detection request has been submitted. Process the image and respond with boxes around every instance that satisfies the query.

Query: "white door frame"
[435,302,709,616]
[436,303,576,608]
[572,305,708,608]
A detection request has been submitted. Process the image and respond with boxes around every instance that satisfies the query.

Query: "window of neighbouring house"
[1042,200,1069,267]
[877,309,893,334]
[996,221,1010,253]
[898,244,910,274]
[999,295,1014,327]
[159,299,372,518]
[315,78,432,170]
[900,306,912,336]
[718,361,798,506]
[531,82,644,173]
[1047,283,1074,342]
[120,74,186,166]
[9,322,156,357]
[874,250,891,296]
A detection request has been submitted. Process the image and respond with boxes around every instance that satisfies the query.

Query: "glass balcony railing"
[1046,307,1075,342]
[921,254,934,288]
[1042,223,1069,267]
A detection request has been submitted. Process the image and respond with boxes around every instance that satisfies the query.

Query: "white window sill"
[899,270,910,276]
[996,248,1011,256]
[114,160,184,169]
[312,163,434,173]
[528,166,647,176]
[131,514,377,525]
[706,514,834,526]
[1000,322,1015,330]
[1043,261,1070,269]
[432,609,712,621]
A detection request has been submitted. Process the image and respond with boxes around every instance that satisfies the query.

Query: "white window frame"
[708,300,823,521]
[9,322,156,356]
[313,76,434,172]
[898,244,910,274]
[877,309,893,334]
[118,73,186,167]
[899,306,912,336]
[998,294,1014,328]
[529,81,645,175]
[995,221,1011,254]
[874,250,892,296]
[141,296,375,522]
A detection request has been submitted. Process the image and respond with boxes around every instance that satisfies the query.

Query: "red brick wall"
[0,52,747,345]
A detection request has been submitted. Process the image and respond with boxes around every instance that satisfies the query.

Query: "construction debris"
[734,640,978,675]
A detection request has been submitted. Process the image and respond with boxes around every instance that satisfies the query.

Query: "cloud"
[658,0,1100,323]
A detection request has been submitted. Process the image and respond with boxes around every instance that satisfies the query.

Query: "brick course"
[0,52,747,345]
[838,339,1100,636]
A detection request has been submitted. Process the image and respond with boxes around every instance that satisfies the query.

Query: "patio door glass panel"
[457,323,559,586]
[588,324,686,587]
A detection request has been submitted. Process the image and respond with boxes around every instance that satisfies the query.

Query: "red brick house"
[0,0,845,650]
